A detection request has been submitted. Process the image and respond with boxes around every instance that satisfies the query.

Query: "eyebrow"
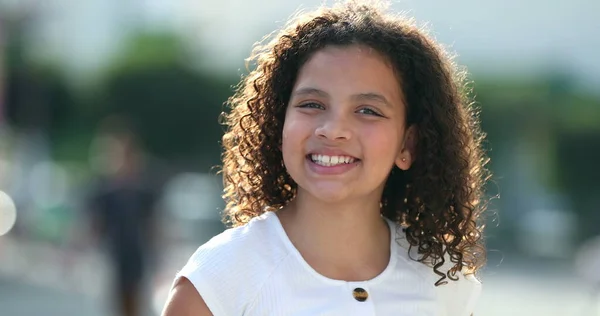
[291,87,393,107]
[351,92,391,107]
[291,87,329,99]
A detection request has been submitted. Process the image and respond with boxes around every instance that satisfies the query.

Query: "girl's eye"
[357,107,384,117]
[297,102,325,110]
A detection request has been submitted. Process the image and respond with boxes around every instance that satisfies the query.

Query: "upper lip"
[307,148,359,159]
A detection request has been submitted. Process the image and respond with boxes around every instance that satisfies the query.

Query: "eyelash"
[297,102,324,110]
[357,107,384,117]
[297,103,384,117]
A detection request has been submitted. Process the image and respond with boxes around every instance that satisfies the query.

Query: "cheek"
[282,113,310,156]
[283,112,311,139]
[363,125,403,158]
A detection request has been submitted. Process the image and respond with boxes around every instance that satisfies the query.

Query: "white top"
[176,211,481,316]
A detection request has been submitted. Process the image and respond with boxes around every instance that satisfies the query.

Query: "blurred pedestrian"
[87,115,160,316]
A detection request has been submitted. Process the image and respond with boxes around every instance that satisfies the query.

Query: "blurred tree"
[475,77,600,254]
[556,132,600,243]
[3,8,75,139]
[5,65,75,135]
[98,32,235,169]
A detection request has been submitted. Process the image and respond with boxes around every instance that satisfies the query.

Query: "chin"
[303,184,354,204]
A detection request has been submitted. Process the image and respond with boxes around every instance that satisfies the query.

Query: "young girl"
[162,1,490,315]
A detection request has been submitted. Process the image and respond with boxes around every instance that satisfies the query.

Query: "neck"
[277,190,391,281]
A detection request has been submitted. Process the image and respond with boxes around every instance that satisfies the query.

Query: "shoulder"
[390,224,482,316]
[434,269,481,316]
[162,277,212,316]
[181,211,288,270]
[175,212,290,315]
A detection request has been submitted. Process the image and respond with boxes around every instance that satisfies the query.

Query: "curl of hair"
[220,0,491,286]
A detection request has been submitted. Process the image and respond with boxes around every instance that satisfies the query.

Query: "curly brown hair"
[219,1,491,286]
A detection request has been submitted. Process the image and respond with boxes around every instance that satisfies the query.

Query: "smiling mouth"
[307,154,359,167]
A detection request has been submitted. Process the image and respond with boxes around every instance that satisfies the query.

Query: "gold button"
[352,287,368,302]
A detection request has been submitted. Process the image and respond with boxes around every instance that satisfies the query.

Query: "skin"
[161,44,417,315]
[161,277,211,316]
[278,44,416,281]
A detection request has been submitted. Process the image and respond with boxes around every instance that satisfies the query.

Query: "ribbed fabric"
[176,211,481,316]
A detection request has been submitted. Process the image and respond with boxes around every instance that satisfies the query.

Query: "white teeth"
[310,154,356,166]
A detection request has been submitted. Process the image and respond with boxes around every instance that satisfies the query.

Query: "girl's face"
[282,44,415,204]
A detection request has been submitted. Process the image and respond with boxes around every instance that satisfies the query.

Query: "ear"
[395,125,417,171]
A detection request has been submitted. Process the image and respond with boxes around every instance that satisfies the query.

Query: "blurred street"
[1,234,597,316]
[0,277,103,316]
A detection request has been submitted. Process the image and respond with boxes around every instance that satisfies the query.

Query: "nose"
[314,110,352,141]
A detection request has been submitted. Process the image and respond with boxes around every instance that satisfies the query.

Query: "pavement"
[0,276,105,316]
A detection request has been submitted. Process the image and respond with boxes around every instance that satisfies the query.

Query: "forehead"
[293,45,404,102]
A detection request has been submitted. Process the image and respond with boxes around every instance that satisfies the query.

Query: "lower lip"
[306,157,360,175]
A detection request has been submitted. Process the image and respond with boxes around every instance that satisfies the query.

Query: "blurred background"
[0,0,599,315]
